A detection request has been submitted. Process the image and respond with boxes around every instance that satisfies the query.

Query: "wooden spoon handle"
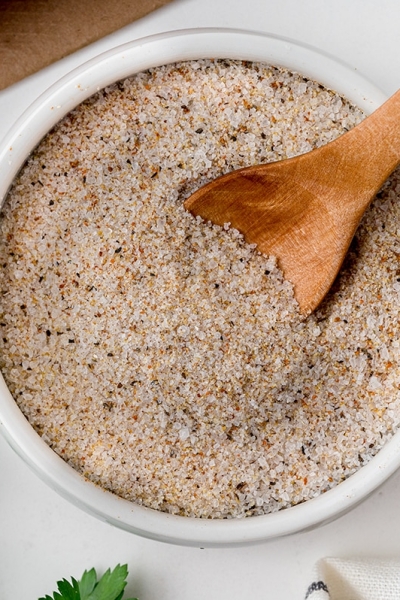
[318,89,400,217]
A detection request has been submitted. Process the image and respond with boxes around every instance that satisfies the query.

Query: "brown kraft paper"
[0,0,172,90]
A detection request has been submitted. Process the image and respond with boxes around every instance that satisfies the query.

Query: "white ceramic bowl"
[0,28,397,548]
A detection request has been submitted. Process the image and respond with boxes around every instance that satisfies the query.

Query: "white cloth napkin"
[304,558,400,600]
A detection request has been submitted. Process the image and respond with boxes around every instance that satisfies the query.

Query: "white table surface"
[2,1,400,598]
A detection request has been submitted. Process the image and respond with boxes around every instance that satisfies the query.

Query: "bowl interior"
[0,28,395,547]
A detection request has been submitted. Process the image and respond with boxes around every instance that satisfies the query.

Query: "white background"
[1,1,400,598]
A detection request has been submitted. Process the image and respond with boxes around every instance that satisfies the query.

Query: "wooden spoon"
[184,89,400,316]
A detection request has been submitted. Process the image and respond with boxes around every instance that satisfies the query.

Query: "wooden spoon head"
[184,159,360,316]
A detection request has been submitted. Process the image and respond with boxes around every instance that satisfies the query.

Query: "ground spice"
[0,60,399,519]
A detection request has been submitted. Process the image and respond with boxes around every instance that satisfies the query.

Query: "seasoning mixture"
[1,60,400,519]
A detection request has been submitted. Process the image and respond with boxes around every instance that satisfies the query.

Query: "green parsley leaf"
[78,569,97,598]
[56,576,80,599]
[86,564,129,600]
[38,564,138,600]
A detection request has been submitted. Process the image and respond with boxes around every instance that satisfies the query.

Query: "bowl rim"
[0,27,395,547]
